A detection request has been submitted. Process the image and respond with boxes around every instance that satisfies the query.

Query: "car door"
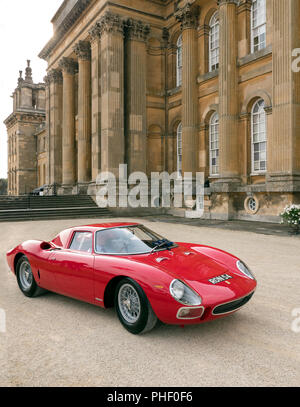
[48,231,95,303]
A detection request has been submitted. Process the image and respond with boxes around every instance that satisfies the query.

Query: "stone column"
[239,112,250,184]
[124,18,150,174]
[176,4,199,175]
[44,75,51,186]
[237,0,252,58]
[48,69,63,188]
[198,23,210,76]
[59,57,78,188]
[99,12,125,177]
[89,25,102,181]
[74,41,92,185]
[199,123,208,177]
[269,0,300,188]
[218,0,240,182]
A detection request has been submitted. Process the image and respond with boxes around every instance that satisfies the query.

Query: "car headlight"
[169,279,202,306]
[237,260,255,280]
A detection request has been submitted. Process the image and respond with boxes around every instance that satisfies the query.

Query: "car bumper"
[150,288,257,326]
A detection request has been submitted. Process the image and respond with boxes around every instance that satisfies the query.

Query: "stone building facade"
[4,61,46,195]
[6,0,300,221]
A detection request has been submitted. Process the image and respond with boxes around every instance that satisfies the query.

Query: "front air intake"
[212,292,254,315]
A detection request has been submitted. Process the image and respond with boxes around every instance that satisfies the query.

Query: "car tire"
[16,255,46,298]
[115,278,158,335]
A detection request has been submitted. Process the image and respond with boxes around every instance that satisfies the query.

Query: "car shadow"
[36,290,252,339]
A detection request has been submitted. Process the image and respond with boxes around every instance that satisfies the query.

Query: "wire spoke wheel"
[118,284,141,324]
[16,255,46,298]
[115,278,158,335]
[19,261,33,291]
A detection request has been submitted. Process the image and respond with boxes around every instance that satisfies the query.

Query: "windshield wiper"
[150,239,174,254]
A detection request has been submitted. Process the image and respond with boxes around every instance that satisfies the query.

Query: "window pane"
[252,0,266,52]
[252,99,267,172]
[70,232,93,253]
[209,12,220,72]
[209,113,220,176]
[177,123,182,176]
[176,35,183,87]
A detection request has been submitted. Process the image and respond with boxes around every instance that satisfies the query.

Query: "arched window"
[177,122,182,177]
[209,12,219,72]
[176,35,183,87]
[251,99,267,173]
[251,0,266,53]
[209,112,219,176]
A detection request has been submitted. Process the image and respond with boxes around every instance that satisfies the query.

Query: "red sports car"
[6,222,257,334]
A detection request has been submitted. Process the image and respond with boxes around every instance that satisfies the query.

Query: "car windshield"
[95,225,176,255]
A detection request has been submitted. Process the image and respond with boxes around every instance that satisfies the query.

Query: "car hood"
[131,244,256,303]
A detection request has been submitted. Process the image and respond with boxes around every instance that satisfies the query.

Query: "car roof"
[51,222,141,248]
[71,222,140,232]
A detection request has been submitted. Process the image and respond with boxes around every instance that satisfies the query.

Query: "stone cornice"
[59,57,79,74]
[175,3,199,31]
[4,111,45,129]
[217,0,239,6]
[39,0,93,60]
[237,0,253,13]
[124,18,150,42]
[73,40,91,60]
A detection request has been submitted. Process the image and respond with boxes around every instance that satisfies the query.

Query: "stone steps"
[0,207,111,222]
[0,195,111,222]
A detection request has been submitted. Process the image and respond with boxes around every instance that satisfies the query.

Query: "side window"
[69,232,93,253]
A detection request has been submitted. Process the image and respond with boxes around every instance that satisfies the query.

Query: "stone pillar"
[218,0,240,182]
[59,57,78,187]
[269,0,300,188]
[124,18,150,174]
[198,23,210,76]
[176,3,199,175]
[199,123,208,177]
[48,69,63,188]
[239,112,250,184]
[99,12,125,177]
[74,41,92,185]
[237,0,252,58]
[89,25,102,181]
[44,75,51,186]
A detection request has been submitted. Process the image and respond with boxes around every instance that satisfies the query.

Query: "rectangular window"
[251,0,266,53]
[210,114,219,176]
[176,36,183,87]
[251,100,267,174]
[209,14,220,72]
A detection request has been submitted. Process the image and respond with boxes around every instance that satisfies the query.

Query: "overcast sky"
[0,0,63,178]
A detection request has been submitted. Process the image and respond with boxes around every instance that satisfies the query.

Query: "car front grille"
[213,292,254,315]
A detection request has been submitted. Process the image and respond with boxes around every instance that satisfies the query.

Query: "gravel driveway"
[0,218,299,387]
